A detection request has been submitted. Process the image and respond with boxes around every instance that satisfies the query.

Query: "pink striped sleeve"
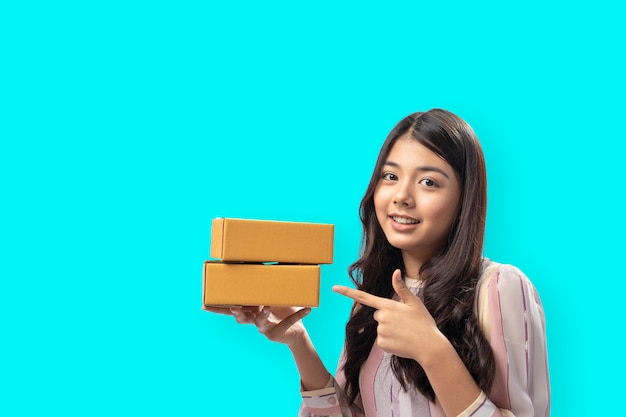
[486,264,551,417]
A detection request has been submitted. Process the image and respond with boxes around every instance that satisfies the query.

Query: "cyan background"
[1,1,624,415]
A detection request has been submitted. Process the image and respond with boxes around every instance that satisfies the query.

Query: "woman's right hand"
[203,305,311,347]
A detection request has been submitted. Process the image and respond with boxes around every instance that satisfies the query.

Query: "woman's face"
[374,133,461,267]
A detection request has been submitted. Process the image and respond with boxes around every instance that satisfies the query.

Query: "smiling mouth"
[391,216,419,225]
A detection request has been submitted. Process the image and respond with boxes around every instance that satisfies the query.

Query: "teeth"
[392,216,418,224]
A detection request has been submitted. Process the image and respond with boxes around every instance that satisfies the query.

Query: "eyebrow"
[383,161,451,180]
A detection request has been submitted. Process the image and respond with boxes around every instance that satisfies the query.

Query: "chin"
[386,239,420,252]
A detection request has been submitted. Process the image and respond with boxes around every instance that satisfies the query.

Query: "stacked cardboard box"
[202,218,334,307]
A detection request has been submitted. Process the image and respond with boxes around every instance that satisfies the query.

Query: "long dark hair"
[343,109,494,402]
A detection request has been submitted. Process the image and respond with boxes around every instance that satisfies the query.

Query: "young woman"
[205,109,550,416]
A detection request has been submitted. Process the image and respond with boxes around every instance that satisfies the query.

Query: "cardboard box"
[203,262,320,307]
[210,218,334,264]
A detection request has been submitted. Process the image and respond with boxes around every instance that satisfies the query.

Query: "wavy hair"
[343,109,494,402]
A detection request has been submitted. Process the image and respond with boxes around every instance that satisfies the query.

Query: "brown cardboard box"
[202,261,320,307]
[210,218,333,264]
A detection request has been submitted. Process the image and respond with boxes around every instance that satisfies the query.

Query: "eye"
[381,172,398,181]
[419,178,438,187]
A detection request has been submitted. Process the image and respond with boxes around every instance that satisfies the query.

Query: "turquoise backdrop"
[1,1,624,415]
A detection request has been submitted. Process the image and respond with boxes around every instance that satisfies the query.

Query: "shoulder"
[478,259,546,341]
[479,259,540,304]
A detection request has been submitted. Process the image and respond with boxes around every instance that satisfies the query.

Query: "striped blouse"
[299,260,550,417]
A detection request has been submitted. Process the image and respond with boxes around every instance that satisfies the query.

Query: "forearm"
[288,332,331,391]
[420,334,481,417]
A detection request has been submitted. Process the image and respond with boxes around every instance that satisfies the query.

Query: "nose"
[393,180,414,207]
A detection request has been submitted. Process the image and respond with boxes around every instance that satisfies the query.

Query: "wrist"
[287,329,311,351]
[414,330,454,369]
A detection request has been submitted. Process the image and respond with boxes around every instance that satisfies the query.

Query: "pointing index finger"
[332,285,393,310]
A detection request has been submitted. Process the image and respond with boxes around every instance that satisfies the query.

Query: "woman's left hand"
[333,269,446,364]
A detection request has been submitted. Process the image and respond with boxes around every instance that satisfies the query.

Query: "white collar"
[404,276,424,289]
